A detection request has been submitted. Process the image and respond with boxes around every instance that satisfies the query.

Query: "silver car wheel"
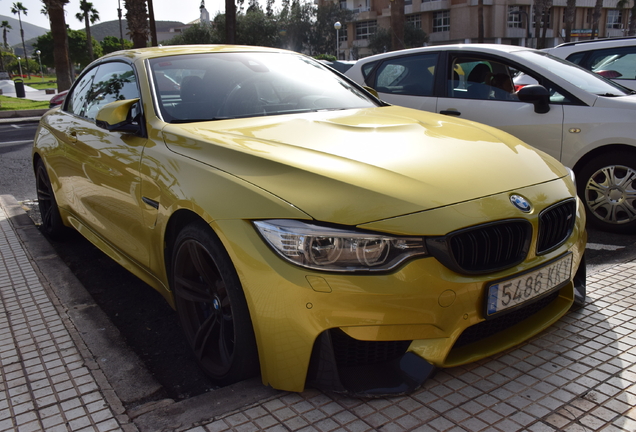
[584,164,636,226]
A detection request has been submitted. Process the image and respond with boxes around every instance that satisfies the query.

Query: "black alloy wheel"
[171,220,259,384]
[35,159,66,240]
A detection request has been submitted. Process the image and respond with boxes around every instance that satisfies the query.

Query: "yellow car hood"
[162,106,566,225]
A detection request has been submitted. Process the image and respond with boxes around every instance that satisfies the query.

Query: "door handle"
[440,110,461,116]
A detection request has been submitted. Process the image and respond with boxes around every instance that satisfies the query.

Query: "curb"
[0,108,49,119]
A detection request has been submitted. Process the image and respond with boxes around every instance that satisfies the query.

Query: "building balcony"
[353,9,378,20]
[419,0,450,12]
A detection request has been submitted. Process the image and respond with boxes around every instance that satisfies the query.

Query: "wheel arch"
[162,209,208,305]
[572,143,636,174]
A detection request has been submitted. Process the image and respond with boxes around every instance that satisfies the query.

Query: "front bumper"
[212,179,587,394]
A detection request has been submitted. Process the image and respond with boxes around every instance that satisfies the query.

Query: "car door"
[435,52,566,161]
[57,61,151,267]
[366,52,439,113]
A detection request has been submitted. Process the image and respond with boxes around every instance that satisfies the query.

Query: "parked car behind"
[34,45,586,396]
[546,37,636,90]
[346,43,636,233]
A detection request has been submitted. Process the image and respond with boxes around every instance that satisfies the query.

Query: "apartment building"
[324,0,630,58]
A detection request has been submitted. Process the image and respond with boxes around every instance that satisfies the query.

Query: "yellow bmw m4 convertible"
[32,45,586,396]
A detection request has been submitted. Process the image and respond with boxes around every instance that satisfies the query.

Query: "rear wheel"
[171,220,259,384]
[35,159,66,240]
[577,152,636,234]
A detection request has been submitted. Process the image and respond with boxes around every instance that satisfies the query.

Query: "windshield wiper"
[597,93,622,97]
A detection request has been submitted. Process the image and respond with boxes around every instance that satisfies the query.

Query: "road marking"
[11,124,20,129]
[0,140,32,147]
[586,243,624,251]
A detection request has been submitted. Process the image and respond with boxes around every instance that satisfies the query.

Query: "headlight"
[254,219,428,272]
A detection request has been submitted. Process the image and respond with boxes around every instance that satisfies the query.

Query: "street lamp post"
[334,22,342,60]
[36,50,43,82]
[17,56,22,77]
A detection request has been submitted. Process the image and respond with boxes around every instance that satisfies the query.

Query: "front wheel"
[171,220,259,385]
[577,152,636,234]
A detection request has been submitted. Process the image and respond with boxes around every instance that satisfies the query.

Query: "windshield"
[517,50,631,96]
[149,52,377,123]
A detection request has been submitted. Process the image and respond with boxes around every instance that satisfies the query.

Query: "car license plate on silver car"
[486,254,573,317]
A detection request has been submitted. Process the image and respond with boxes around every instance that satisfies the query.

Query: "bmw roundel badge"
[510,194,532,213]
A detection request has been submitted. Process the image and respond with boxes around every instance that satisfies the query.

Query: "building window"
[422,0,442,2]
[406,14,422,29]
[340,0,346,9]
[433,10,450,32]
[532,6,551,29]
[339,25,348,42]
[508,6,525,28]
[405,0,412,5]
[607,9,623,29]
[355,20,377,40]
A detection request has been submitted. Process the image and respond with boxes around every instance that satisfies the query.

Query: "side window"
[66,68,98,117]
[84,62,139,121]
[361,60,378,82]
[586,47,636,80]
[449,57,517,101]
[373,53,438,96]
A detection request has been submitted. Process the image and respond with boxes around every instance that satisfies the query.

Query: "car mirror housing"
[516,85,550,114]
[363,86,379,99]
[95,98,142,133]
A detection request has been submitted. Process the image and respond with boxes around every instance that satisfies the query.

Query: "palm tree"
[41,0,73,91]
[0,21,10,72]
[563,0,576,42]
[1,21,11,49]
[591,0,603,39]
[11,2,29,78]
[125,0,149,48]
[76,0,100,62]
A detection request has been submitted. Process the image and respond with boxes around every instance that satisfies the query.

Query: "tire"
[577,151,636,234]
[35,159,67,240]
[171,220,259,385]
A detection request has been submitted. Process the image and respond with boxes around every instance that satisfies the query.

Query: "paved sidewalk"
[0,202,130,431]
[1,195,636,432]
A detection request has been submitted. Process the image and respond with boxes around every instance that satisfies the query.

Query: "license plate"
[486,254,573,317]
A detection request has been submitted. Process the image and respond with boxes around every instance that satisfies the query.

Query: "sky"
[2,0,225,31]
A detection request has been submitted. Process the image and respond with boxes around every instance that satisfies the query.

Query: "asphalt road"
[3,119,636,401]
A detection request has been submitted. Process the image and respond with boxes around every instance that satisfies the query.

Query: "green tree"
[367,27,390,55]
[41,0,73,91]
[368,24,428,55]
[237,7,280,47]
[11,2,30,78]
[278,0,314,52]
[101,35,133,54]
[34,29,103,70]
[311,3,353,57]
[163,21,220,45]
[125,0,149,48]
[76,0,100,61]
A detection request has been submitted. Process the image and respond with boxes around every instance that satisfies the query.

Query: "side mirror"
[516,85,550,114]
[363,86,379,99]
[95,98,142,133]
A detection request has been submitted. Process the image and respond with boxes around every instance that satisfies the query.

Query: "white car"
[545,37,636,90]
[345,43,636,233]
